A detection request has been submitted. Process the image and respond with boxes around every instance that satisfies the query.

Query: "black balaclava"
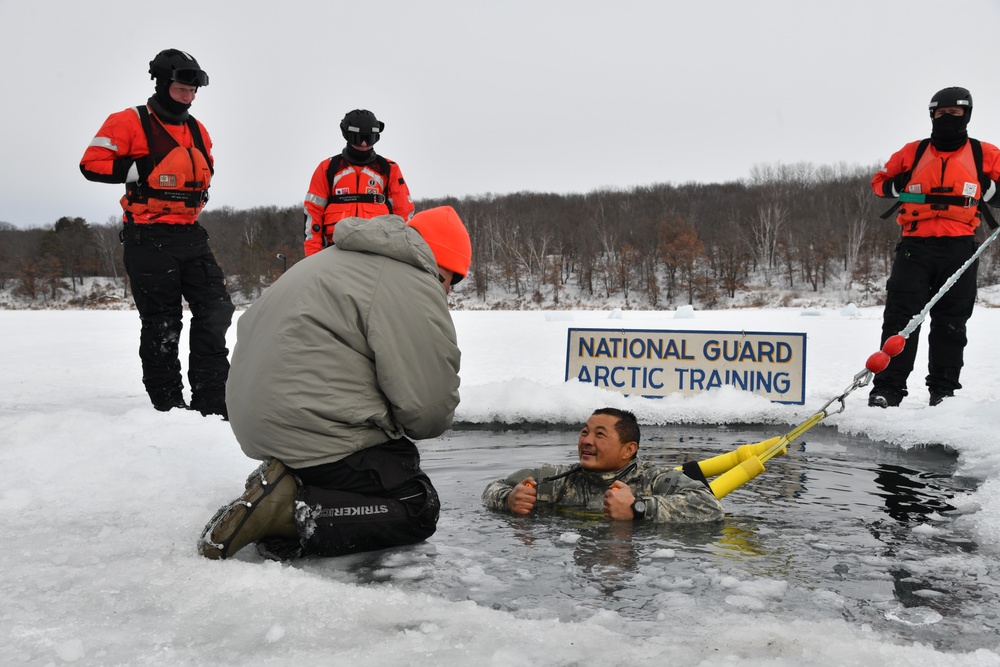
[343,143,377,165]
[148,79,191,124]
[930,112,970,152]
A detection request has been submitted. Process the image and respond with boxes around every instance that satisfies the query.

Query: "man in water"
[482,408,724,522]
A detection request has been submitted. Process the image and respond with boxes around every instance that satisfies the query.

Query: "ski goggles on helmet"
[171,68,209,87]
[345,130,380,146]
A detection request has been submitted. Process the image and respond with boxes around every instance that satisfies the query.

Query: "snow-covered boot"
[199,458,300,560]
[256,537,305,562]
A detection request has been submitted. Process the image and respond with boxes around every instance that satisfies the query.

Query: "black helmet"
[149,49,209,87]
[929,87,972,118]
[340,109,384,146]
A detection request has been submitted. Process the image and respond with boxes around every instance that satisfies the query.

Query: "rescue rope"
[681,225,1000,499]
[897,225,1000,339]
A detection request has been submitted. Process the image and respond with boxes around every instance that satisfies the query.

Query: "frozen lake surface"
[7,308,1000,665]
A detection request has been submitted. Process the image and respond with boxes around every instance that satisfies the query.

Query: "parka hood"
[333,215,438,281]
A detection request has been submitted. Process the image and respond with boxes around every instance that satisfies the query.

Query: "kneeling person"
[200,207,471,560]
[482,408,724,523]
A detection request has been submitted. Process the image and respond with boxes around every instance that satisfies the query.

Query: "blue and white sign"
[566,328,807,404]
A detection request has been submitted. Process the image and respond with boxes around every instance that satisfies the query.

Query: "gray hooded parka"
[226,215,461,468]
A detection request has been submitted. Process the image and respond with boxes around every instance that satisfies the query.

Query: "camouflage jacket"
[481,457,724,523]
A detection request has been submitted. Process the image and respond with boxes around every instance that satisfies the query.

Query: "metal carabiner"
[817,368,872,415]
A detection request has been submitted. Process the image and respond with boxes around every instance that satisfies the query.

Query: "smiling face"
[577,413,637,472]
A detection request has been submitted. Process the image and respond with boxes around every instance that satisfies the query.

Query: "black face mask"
[148,79,191,124]
[343,144,377,165]
[931,113,970,151]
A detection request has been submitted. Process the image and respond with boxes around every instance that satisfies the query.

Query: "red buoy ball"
[882,335,905,357]
[866,351,890,374]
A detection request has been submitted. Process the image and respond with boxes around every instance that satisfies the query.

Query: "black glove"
[132,156,155,182]
[980,176,999,205]
[882,171,911,198]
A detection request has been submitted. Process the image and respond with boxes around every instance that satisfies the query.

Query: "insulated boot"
[868,387,903,408]
[929,388,954,407]
[199,458,300,560]
[190,394,228,420]
[151,393,189,412]
[256,537,305,562]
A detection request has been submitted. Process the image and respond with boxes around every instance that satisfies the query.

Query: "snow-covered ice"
[3,306,1000,665]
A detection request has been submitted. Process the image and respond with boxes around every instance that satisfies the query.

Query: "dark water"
[289,424,998,651]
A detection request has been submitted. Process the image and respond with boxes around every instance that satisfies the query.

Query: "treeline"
[3,162,999,308]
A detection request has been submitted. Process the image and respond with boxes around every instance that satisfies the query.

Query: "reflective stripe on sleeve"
[305,192,328,207]
[89,137,118,151]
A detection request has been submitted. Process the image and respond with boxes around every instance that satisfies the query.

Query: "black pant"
[290,439,440,557]
[875,236,978,395]
[121,223,235,409]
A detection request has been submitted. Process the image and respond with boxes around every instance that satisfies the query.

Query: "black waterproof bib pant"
[122,222,235,414]
[874,236,978,396]
[288,438,440,557]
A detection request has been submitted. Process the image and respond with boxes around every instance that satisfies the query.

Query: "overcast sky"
[3,0,1000,229]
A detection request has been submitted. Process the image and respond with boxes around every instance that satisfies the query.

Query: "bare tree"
[843,184,873,290]
[12,260,40,300]
[93,219,124,284]
[744,202,787,287]
[40,256,68,302]
[658,215,704,304]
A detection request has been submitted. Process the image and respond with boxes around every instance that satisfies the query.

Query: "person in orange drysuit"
[302,109,414,256]
[80,49,234,418]
[869,86,1000,408]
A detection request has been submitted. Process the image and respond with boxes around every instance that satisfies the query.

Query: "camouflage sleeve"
[643,470,724,523]
[481,467,542,513]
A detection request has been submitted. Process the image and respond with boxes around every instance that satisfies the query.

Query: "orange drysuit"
[872,139,1000,237]
[80,106,214,224]
[302,154,413,256]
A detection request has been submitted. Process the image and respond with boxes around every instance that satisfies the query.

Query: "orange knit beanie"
[407,206,472,282]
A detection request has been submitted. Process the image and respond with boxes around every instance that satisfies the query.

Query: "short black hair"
[591,407,640,448]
